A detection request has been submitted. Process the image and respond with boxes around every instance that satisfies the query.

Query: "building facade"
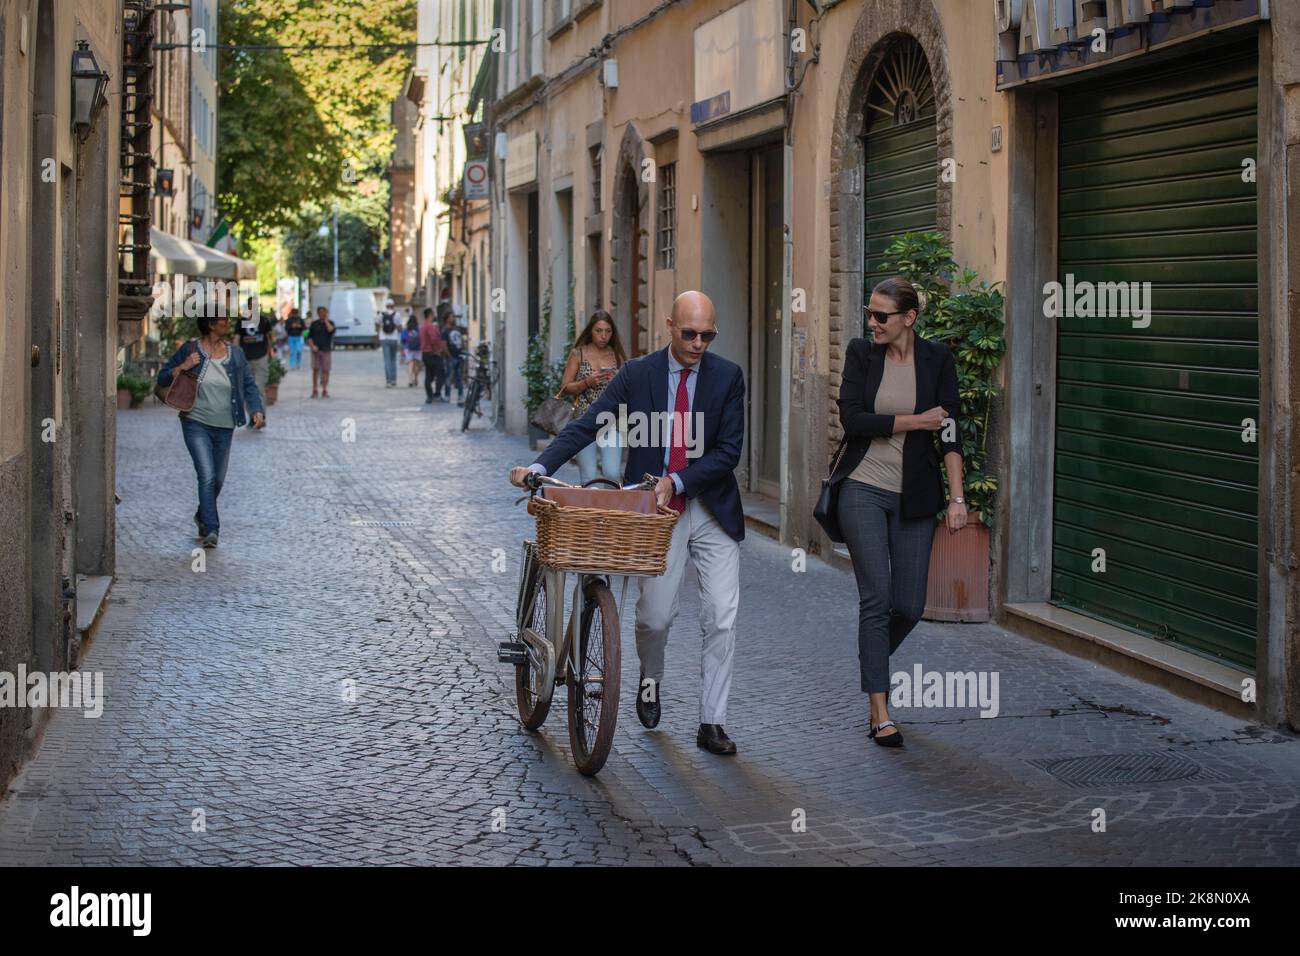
[474,0,1298,727]
[0,0,139,794]
[404,0,494,325]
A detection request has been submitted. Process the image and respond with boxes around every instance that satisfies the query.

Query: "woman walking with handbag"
[156,314,265,548]
[556,310,627,483]
[829,277,967,747]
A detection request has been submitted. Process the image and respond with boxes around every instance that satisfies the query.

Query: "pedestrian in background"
[557,309,626,484]
[237,298,273,424]
[831,276,967,748]
[379,298,401,388]
[157,313,265,549]
[273,313,288,363]
[441,312,465,404]
[402,314,422,388]
[308,305,335,399]
[419,307,448,404]
[285,309,305,370]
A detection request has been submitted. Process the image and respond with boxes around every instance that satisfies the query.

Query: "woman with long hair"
[156,313,265,548]
[830,277,967,747]
[558,310,627,484]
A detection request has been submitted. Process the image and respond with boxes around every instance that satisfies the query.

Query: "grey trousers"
[634,497,741,725]
[836,479,935,694]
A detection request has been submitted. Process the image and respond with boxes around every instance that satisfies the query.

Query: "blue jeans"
[181,416,234,535]
[574,434,623,485]
[288,336,303,368]
[836,479,935,693]
[381,339,400,384]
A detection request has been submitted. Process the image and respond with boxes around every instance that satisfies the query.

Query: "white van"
[328,287,381,348]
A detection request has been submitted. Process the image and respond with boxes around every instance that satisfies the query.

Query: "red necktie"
[668,368,691,513]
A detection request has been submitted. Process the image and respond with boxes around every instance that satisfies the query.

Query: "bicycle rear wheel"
[461,379,480,432]
[515,552,554,730]
[567,579,620,776]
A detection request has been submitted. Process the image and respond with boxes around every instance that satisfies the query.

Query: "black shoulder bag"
[813,437,850,543]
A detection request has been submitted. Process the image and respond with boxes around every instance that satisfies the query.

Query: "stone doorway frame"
[826,2,952,450]
[609,122,650,356]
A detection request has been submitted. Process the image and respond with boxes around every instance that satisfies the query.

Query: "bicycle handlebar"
[519,472,658,494]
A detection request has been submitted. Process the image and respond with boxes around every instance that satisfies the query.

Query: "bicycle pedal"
[497,641,528,666]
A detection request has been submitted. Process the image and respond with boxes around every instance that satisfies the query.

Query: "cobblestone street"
[1,351,1298,866]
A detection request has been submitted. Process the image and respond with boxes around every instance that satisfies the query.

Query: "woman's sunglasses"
[679,328,718,342]
[864,308,906,323]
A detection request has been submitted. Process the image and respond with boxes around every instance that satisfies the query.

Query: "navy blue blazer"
[535,346,747,542]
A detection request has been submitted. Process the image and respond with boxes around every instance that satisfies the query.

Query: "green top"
[185,349,235,429]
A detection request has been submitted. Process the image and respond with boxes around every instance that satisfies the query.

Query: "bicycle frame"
[518,545,633,697]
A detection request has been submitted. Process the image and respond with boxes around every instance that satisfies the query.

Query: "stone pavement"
[1,349,1298,866]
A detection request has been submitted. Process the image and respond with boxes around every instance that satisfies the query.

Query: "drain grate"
[1029,751,1219,789]
[350,519,420,527]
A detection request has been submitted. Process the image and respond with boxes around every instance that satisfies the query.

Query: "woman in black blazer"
[832,277,967,747]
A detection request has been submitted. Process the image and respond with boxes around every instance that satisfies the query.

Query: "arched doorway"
[861,37,937,301]
[610,126,649,357]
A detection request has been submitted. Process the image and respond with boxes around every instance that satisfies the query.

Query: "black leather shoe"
[696,723,737,756]
[635,674,660,729]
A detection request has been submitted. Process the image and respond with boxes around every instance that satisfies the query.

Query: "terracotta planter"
[923,513,990,622]
[117,389,132,409]
[264,383,279,405]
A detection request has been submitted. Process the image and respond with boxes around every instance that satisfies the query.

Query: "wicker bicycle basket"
[527,494,680,575]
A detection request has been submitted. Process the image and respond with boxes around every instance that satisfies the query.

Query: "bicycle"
[461,342,499,432]
[498,472,676,776]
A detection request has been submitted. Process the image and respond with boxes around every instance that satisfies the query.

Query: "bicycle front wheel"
[515,557,554,730]
[567,579,620,776]
[461,379,480,432]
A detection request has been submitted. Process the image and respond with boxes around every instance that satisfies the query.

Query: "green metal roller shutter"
[863,118,937,293]
[1053,42,1259,669]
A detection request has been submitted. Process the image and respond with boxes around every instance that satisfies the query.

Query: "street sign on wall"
[464,159,489,199]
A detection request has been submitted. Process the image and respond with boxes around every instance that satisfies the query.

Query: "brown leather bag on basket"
[541,485,657,514]
[154,340,200,412]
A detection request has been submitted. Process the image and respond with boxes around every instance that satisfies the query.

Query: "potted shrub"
[264,356,286,405]
[520,284,572,449]
[117,362,154,409]
[879,232,1005,622]
[116,372,133,409]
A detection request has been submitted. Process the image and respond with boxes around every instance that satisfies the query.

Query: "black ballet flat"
[869,720,904,748]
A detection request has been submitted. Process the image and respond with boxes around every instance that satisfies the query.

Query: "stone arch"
[826,1,952,441]
[609,122,651,356]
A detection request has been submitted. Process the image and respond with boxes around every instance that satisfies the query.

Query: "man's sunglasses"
[864,308,906,323]
[679,329,718,342]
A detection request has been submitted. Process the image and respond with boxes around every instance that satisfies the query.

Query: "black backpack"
[381,311,396,335]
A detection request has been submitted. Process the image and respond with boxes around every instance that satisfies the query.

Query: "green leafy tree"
[217,0,415,240]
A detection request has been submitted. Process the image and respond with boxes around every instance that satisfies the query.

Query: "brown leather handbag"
[154,340,201,411]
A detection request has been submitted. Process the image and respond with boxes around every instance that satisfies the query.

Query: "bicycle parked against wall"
[461,341,500,432]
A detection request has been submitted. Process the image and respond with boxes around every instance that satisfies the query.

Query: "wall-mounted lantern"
[155,168,175,197]
[71,41,110,137]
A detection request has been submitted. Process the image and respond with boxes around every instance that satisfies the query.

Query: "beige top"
[848,358,916,493]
